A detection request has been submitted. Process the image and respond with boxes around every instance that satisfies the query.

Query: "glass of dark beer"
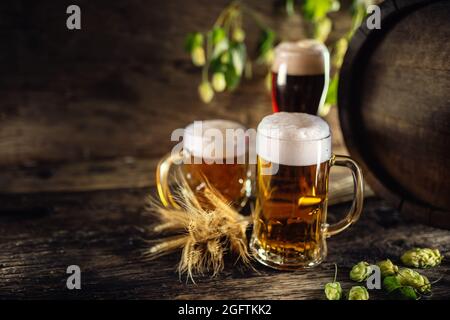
[271,40,330,115]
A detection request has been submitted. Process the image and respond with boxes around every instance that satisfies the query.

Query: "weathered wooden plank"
[0,0,353,193]
[0,190,448,299]
[0,106,365,196]
[0,150,374,207]
[0,0,271,167]
[0,157,158,193]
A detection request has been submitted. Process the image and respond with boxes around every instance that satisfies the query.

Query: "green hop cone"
[377,259,399,278]
[220,52,230,64]
[350,261,372,282]
[401,248,443,268]
[263,49,274,66]
[396,268,431,294]
[324,282,342,300]
[232,28,246,43]
[191,46,206,67]
[348,286,369,300]
[198,81,214,103]
[212,72,226,92]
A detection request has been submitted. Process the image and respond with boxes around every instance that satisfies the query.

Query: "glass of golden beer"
[156,119,250,210]
[251,112,364,269]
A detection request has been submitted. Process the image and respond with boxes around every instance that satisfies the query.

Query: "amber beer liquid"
[156,119,251,211]
[180,120,250,209]
[183,156,249,209]
[251,113,332,268]
[271,40,329,115]
[255,159,329,262]
[251,112,364,270]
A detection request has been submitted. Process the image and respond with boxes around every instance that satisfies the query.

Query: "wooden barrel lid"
[338,0,450,229]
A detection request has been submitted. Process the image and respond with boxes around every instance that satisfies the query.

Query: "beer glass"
[271,40,330,115]
[251,112,363,269]
[156,120,250,210]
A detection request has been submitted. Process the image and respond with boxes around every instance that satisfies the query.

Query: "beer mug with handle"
[251,112,364,269]
[156,119,250,210]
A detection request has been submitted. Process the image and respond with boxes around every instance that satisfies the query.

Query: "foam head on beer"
[257,112,331,166]
[179,119,250,209]
[183,119,247,162]
[272,40,327,76]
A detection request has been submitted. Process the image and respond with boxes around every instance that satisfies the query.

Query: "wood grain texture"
[0,106,369,202]
[0,0,281,166]
[1,1,446,300]
[338,0,450,227]
[0,156,158,193]
[0,0,352,193]
[0,189,448,300]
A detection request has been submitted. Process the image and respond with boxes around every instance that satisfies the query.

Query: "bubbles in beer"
[181,119,250,210]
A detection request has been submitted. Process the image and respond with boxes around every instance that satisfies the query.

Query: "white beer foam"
[257,112,331,166]
[184,119,247,160]
[271,40,327,76]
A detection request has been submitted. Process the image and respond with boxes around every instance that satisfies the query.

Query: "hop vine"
[185,0,376,112]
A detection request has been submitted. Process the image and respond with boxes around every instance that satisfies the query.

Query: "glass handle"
[156,152,183,208]
[326,154,364,237]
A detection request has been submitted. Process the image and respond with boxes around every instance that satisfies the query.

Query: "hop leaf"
[231,44,246,77]
[212,72,226,92]
[383,276,402,293]
[212,27,226,45]
[324,282,342,300]
[377,259,399,278]
[303,0,339,22]
[384,275,419,299]
[348,286,369,300]
[395,286,418,300]
[185,32,204,52]
[212,29,230,60]
[198,81,214,103]
[350,261,372,282]
[401,248,443,268]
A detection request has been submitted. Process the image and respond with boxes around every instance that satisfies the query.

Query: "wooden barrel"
[338,0,450,228]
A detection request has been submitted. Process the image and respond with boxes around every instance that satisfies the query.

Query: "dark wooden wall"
[0,0,351,193]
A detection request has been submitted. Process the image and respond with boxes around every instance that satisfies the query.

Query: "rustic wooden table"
[0,189,448,300]
[0,0,448,301]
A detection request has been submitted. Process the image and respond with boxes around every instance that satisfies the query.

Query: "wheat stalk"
[144,179,254,282]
